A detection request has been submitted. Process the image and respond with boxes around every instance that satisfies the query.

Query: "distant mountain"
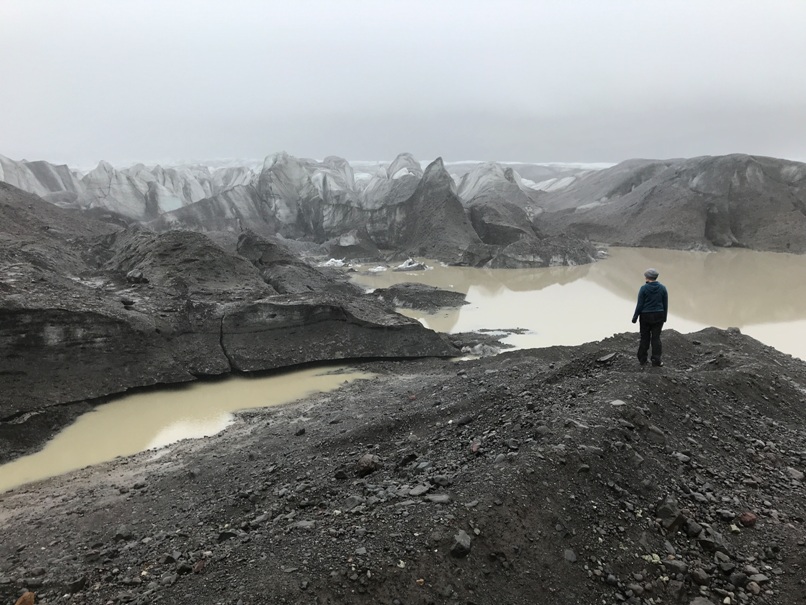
[536,154,806,253]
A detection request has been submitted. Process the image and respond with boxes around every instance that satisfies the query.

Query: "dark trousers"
[638,312,664,365]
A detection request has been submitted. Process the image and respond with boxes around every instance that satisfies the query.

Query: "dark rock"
[656,496,680,527]
[666,579,685,600]
[698,527,732,556]
[684,518,703,537]
[431,475,451,487]
[126,269,148,283]
[356,454,382,477]
[785,467,804,481]
[738,511,758,527]
[451,530,472,557]
[114,525,134,541]
[663,559,688,575]
[409,484,429,496]
[398,452,417,467]
[217,530,238,543]
[646,425,666,444]
[343,495,364,511]
[689,569,710,586]
[729,571,749,588]
[66,575,88,593]
[748,573,770,584]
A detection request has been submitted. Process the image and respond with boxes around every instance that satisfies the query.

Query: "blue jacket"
[632,281,668,323]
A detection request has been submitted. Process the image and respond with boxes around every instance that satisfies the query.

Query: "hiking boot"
[651,360,663,367]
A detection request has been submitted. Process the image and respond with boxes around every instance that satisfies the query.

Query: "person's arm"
[632,288,645,322]
[662,286,668,322]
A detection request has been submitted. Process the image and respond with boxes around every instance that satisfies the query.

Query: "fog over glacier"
[2,0,806,166]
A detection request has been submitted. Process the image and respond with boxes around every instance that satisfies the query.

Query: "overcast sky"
[2,0,805,167]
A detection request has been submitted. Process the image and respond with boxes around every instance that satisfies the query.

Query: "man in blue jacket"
[631,268,668,367]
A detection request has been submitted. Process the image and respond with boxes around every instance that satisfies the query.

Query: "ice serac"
[0,184,458,459]
[0,154,85,206]
[152,152,420,251]
[396,158,492,265]
[537,154,806,253]
[213,165,256,190]
[80,161,154,220]
[0,154,258,221]
[457,162,543,246]
[149,153,340,239]
[123,164,217,209]
[256,152,326,239]
[149,185,275,236]
[386,152,424,180]
[360,153,422,211]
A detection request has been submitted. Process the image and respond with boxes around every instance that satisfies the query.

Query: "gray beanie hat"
[644,268,659,279]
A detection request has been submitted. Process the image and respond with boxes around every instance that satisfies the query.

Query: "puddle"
[0,367,372,493]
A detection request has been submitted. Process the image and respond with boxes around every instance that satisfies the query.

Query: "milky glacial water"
[0,367,372,493]
[4,246,804,493]
[353,247,806,361]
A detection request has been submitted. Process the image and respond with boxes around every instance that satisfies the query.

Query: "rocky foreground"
[1,328,805,605]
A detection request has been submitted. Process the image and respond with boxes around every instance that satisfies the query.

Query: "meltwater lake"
[352,247,806,361]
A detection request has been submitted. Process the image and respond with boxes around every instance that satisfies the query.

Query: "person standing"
[631,268,668,367]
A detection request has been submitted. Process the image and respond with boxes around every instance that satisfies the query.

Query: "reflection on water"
[0,367,372,493]
[352,247,806,360]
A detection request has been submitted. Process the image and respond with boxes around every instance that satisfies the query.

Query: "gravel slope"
[1,328,805,605]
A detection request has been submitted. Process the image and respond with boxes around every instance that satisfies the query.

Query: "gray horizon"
[2,0,805,167]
